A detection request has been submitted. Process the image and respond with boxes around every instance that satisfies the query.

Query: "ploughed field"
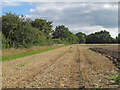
[2,45,119,88]
[89,45,120,69]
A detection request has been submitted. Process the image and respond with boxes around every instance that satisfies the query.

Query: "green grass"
[2,46,64,61]
[69,50,73,53]
[111,75,120,85]
[99,70,104,74]
[114,76,120,85]
[20,64,25,67]
[15,68,19,70]
[87,49,96,55]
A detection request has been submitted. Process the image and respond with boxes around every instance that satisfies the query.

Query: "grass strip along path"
[2,46,64,61]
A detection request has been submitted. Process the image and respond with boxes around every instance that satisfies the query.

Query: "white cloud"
[70,25,118,38]
[29,2,118,16]
[3,0,119,2]
[29,3,88,13]
[26,2,118,38]
[103,4,118,10]
[87,3,118,12]
[3,1,21,7]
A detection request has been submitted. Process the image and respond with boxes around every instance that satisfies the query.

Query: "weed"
[20,64,25,67]
[8,78,11,80]
[87,49,96,55]
[78,74,81,78]
[111,75,120,85]
[86,71,89,75]
[114,75,120,85]
[99,70,104,74]
[69,50,73,53]
[30,84,34,87]
[15,68,19,70]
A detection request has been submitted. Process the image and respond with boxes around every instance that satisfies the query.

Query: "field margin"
[2,46,64,61]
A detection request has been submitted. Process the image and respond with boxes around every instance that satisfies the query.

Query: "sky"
[2,0,119,38]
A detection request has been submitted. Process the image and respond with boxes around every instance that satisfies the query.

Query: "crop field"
[2,45,120,88]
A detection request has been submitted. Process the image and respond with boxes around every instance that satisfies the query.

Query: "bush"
[52,38,63,44]
[2,33,10,48]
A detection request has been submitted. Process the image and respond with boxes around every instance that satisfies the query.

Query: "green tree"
[2,12,48,48]
[52,38,63,44]
[86,30,112,44]
[31,18,53,45]
[117,33,120,43]
[52,25,79,44]
[76,32,86,44]
[31,18,53,37]
[52,25,70,39]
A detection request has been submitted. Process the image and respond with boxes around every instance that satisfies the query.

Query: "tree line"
[1,12,120,48]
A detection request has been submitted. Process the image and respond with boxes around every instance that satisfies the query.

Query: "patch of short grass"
[87,49,96,55]
[20,64,25,67]
[2,45,64,61]
[69,50,73,53]
[15,68,19,70]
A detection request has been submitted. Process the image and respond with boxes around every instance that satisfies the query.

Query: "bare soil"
[89,45,120,69]
[2,45,119,88]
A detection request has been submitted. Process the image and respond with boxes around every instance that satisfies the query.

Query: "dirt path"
[2,45,119,88]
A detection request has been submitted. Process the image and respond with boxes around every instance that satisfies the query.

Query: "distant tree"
[117,33,120,43]
[52,25,70,38]
[0,17,1,31]
[111,37,117,43]
[76,32,86,44]
[52,25,79,44]
[2,12,117,48]
[86,30,112,44]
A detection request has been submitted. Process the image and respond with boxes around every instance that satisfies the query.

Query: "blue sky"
[2,2,36,15]
[2,1,118,38]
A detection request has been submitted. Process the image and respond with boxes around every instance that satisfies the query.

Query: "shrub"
[52,38,63,44]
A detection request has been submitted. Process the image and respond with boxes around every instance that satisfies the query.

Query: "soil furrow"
[17,47,71,87]
[2,46,71,88]
[2,45,119,88]
[24,47,73,88]
[78,46,119,88]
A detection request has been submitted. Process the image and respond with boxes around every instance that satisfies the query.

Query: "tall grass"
[2,44,64,61]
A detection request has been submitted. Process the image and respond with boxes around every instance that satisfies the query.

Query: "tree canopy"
[52,25,79,44]
[1,12,119,48]
[86,30,113,44]
[76,32,86,44]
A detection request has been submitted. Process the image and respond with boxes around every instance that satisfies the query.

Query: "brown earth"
[2,45,119,88]
[89,45,120,69]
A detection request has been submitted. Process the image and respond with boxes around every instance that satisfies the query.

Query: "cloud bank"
[2,2,118,37]
[25,2,118,38]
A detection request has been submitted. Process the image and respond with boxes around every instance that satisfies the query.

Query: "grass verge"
[2,46,64,61]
